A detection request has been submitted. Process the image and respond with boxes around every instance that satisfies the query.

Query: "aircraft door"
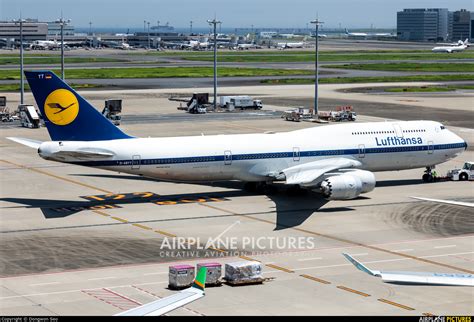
[393,123,404,138]
[224,150,232,165]
[293,147,300,161]
[132,155,141,169]
[428,141,434,154]
[358,144,365,158]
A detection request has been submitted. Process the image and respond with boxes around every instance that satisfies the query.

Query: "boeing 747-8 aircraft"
[8,71,467,201]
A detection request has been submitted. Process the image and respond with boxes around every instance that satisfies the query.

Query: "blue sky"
[1,0,472,28]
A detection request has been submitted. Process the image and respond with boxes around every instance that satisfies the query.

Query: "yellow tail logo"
[44,89,79,125]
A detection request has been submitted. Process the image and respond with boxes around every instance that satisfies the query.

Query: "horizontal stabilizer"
[41,148,116,162]
[6,137,42,149]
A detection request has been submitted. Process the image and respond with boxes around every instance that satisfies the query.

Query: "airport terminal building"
[397,8,473,41]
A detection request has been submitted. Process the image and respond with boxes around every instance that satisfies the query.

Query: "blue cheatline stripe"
[68,142,467,167]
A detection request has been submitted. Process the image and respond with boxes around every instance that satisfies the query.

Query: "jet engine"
[320,170,376,200]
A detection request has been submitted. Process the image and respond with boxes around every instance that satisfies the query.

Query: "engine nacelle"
[320,170,376,200]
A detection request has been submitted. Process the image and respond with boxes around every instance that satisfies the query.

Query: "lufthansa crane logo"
[44,89,79,125]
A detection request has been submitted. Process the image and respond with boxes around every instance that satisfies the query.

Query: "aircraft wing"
[411,197,474,208]
[279,157,362,187]
[116,267,207,316]
[343,253,474,286]
[377,271,474,286]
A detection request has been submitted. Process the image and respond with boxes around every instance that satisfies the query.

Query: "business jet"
[8,71,467,201]
[117,267,207,316]
[432,39,468,53]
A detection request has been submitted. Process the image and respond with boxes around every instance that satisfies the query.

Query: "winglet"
[192,267,207,292]
[342,253,380,277]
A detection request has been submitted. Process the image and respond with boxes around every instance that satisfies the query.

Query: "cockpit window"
[440,126,445,130]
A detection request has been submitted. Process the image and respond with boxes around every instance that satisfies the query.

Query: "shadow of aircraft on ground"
[1,174,422,230]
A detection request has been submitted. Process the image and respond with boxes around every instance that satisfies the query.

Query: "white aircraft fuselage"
[38,120,466,183]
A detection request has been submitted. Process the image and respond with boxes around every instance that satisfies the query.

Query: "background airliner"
[8,71,467,201]
[432,39,469,53]
[344,28,396,39]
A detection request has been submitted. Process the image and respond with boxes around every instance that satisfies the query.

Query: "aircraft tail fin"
[464,38,469,45]
[24,70,132,142]
[191,267,207,292]
[342,253,381,277]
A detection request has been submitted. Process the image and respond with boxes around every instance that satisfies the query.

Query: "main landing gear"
[243,182,278,195]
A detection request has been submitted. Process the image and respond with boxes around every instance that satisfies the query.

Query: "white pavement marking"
[143,272,167,276]
[391,249,414,252]
[29,282,60,287]
[434,245,457,249]
[0,281,168,300]
[298,257,323,262]
[88,276,117,281]
[348,253,368,256]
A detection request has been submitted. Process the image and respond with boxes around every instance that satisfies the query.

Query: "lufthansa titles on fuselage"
[375,136,422,147]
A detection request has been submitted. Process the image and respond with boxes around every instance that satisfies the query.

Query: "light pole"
[56,17,70,80]
[147,21,150,49]
[89,21,92,48]
[190,20,193,34]
[310,19,323,118]
[14,18,25,104]
[207,18,221,110]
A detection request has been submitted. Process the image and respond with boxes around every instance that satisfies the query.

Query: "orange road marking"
[300,274,331,284]
[377,298,415,311]
[337,285,370,297]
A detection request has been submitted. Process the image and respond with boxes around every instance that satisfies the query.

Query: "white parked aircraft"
[29,40,62,50]
[343,253,473,286]
[344,28,396,39]
[8,71,467,201]
[236,43,260,50]
[432,39,469,53]
[116,267,207,316]
[277,42,304,49]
